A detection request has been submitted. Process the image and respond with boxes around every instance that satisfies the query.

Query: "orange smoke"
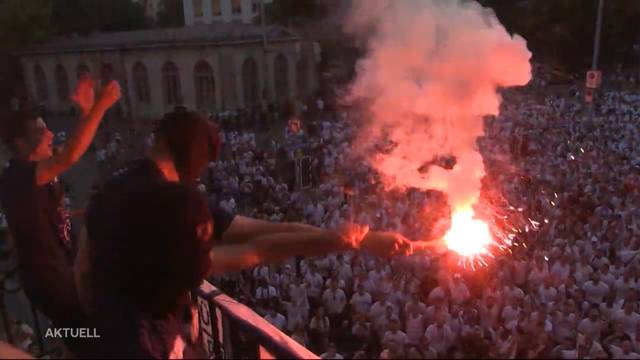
[344,0,532,256]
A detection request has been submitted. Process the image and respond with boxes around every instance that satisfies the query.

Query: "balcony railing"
[196,280,317,359]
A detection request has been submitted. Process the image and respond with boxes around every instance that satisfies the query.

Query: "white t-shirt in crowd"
[609,345,640,359]
[577,318,603,341]
[322,288,347,315]
[405,313,425,345]
[350,292,373,314]
[613,310,640,336]
[582,280,610,304]
[255,285,278,300]
[449,281,470,305]
[424,323,455,355]
[383,330,408,347]
[264,312,287,331]
[538,285,559,303]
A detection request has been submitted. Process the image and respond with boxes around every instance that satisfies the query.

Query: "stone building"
[18,22,319,120]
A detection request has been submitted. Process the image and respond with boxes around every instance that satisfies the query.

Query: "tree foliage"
[0,0,53,50]
[265,0,328,27]
[50,0,147,34]
[480,0,640,71]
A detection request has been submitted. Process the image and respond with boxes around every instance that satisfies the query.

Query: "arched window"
[296,56,309,98]
[162,61,182,105]
[133,62,151,104]
[194,60,215,109]
[274,53,289,100]
[54,65,69,102]
[193,0,203,17]
[231,0,242,14]
[34,65,48,101]
[242,57,258,106]
[77,63,90,79]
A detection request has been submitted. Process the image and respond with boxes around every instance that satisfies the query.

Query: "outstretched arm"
[221,215,425,258]
[35,79,121,185]
[221,215,320,244]
[209,225,367,274]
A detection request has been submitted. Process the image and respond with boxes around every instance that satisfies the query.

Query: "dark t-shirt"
[103,158,234,240]
[85,158,234,358]
[0,159,72,266]
[0,159,82,329]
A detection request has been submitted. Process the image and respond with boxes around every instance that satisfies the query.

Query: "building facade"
[184,0,265,26]
[18,23,318,120]
[133,0,165,20]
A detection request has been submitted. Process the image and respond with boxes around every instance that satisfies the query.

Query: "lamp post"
[591,0,605,71]
[260,0,269,107]
[587,0,605,119]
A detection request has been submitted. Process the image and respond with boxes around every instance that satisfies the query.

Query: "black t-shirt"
[103,158,234,240]
[0,159,87,338]
[0,159,72,266]
[82,159,233,358]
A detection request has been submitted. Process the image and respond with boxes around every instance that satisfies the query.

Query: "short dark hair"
[86,182,213,317]
[0,109,37,149]
[154,111,221,184]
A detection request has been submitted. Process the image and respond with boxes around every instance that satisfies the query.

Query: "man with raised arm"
[0,76,121,332]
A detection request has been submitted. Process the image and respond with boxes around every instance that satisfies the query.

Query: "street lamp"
[586,0,604,118]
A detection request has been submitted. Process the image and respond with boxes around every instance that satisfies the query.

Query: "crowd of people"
[2,59,640,358]
[200,67,640,359]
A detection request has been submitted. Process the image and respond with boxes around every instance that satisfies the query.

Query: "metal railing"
[196,280,318,359]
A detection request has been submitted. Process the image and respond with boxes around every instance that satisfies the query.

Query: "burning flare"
[444,207,493,257]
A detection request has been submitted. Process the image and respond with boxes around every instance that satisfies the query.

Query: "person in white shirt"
[614,301,640,337]
[283,296,309,333]
[599,263,617,289]
[320,342,343,360]
[264,305,287,331]
[370,297,395,325]
[404,293,428,318]
[255,279,279,301]
[383,317,408,349]
[449,274,470,305]
[405,304,426,346]
[306,265,325,306]
[322,281,347,318]
[350,284,373,316]
[610,339,640,359]
[538,277,559,304]
[553,301,578,345]
[550,255,571,284]
[501,297,521,327]
[577,307,604,341]
[424,312,455,357]
[615,270,637,302]
[582,273,610,304]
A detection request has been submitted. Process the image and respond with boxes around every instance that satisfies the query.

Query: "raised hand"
[70,74,95,116]
[94,80,122,112]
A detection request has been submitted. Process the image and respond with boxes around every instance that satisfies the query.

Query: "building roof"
[18,23,301,55]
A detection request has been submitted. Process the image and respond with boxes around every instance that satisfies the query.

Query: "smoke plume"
[344,0,532,211]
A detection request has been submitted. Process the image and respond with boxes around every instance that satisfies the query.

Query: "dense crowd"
[3,63,640,358]
[202,71,640,359]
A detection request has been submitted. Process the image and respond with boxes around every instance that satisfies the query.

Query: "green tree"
[0,0,53,104]
[481,0,640,71]
[50,0,147,34]
[0,0,53,50]
[265,0,328,27]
